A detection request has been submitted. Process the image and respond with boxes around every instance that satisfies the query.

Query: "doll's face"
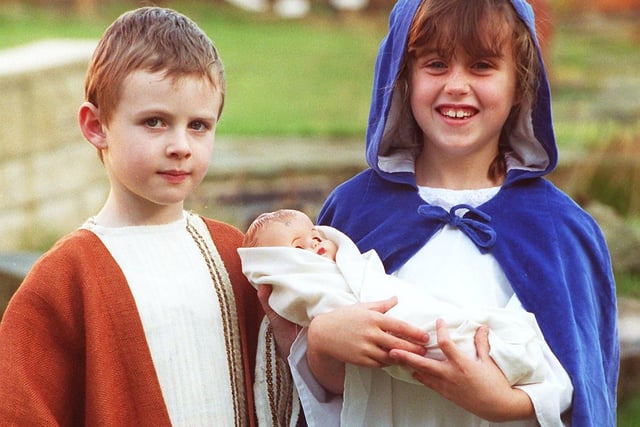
[254,212,338,261]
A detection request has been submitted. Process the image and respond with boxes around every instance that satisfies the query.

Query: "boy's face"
[255,213,338,261]
[99,70,222,222]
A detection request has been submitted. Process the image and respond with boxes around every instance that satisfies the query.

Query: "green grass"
[619,393,640,427]
[550,13,640,150]
[617,273,640,300]
[0,0,387,137]
[1,2,638,144]
[0,3,105,44]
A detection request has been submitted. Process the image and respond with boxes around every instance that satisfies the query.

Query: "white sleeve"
[288,329,342,427]
[508,296,573,427]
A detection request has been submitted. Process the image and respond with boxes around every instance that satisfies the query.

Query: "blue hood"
[365,0,557,185]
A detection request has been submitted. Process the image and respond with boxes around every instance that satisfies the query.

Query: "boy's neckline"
[85,210,189,230]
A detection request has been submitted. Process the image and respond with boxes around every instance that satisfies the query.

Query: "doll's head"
[243,209,338,261]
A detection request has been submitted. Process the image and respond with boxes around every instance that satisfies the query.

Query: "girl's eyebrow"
[414,47,440,56]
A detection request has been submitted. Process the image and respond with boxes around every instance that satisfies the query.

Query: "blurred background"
[0,0,639,421]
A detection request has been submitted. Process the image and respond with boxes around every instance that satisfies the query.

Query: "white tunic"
[86,213,238,426]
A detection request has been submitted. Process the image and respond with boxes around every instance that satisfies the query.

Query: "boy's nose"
[167,132,192,158]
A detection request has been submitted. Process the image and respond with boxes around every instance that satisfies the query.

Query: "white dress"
[289,187,574,427]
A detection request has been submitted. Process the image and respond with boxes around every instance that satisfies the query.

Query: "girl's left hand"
[388,319,535,422]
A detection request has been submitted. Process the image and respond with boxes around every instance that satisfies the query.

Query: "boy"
[0,7,294,426]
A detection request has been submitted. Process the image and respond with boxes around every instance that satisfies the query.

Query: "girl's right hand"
[306,297,429,393]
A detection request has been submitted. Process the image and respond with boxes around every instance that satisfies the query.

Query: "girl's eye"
[422,60,448,74]
[427,60,447,69]
[472,59,499,72]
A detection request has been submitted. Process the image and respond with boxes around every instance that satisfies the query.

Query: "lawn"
[0,1,387,137]
[1,1,638,143]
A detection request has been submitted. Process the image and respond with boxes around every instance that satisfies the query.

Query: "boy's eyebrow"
[135,108,217,121]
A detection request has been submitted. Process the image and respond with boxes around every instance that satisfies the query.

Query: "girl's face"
[409,39,517,177]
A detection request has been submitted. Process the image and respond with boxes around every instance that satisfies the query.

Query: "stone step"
[0,252,41,317]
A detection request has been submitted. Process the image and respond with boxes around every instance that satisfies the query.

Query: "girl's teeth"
[443,109,471,118]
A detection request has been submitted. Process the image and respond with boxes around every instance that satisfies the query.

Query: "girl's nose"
[444,68,470,95]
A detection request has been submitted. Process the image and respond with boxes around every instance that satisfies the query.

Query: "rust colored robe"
[0,217,262,426]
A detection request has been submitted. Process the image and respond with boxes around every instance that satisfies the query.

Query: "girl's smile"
[438,106,478,120]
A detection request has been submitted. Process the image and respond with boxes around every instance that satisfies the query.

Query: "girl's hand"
[389,320,535,422]
[257,284,299,359]
[306,297,429,394]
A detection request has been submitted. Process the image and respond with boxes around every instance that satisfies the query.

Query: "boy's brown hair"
[84,7,225,127]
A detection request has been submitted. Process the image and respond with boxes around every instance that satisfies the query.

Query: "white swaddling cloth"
[238,225,546,386]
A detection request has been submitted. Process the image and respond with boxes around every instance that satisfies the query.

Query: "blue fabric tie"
[417,204,497,250]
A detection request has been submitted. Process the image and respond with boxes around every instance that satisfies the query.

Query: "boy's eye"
[144,118,164,128]
[190,121,210,131]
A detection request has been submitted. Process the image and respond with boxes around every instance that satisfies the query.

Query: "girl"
[277,0,619,425]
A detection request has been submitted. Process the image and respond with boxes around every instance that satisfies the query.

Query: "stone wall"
[0,40,108,251]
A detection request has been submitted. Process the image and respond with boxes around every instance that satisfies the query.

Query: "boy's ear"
[78,102,107,149]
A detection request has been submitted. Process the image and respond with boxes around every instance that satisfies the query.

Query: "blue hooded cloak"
[318,0,619,425]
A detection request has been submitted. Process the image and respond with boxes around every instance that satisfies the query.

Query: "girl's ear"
[78,102,107,150]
